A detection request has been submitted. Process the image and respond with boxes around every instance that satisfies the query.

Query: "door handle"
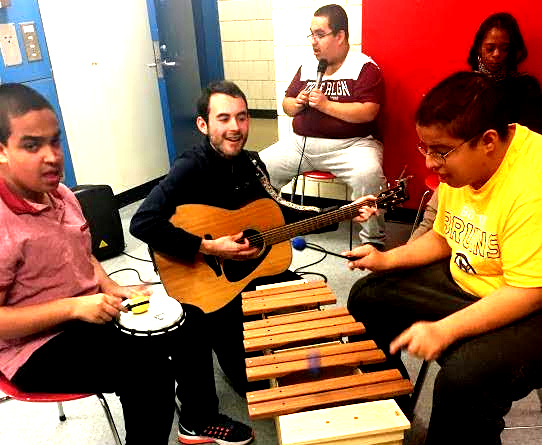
[147,60,177,68]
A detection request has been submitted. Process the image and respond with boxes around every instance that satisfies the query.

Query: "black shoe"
[178,414,254,445]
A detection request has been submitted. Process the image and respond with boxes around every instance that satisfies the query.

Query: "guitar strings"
[244,197,379,247]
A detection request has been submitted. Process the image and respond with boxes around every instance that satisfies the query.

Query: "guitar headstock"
[375,176,412,210]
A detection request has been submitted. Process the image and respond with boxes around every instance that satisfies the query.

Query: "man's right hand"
[199,232,260,260]
[342,245,389,272]
[295,90,310,109]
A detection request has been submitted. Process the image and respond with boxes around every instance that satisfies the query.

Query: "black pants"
[207,270,301,394]
[12,304,218,445]
[347,259,542,445]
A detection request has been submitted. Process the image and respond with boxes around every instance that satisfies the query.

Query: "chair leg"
[410,189,432,239]
[57,401,67,421]
[406,360,430,421]
[96,393,123,445]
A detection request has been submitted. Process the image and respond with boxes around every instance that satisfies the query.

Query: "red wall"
[363,1,542,208]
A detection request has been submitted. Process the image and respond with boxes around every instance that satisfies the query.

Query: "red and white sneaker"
[178,414,254,445]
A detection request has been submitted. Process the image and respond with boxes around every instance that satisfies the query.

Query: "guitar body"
[153,199,292,313]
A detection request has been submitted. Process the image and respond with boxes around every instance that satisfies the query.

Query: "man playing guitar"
[130,81,374,397]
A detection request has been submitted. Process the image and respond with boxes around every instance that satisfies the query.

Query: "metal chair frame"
[300,170,354,250]
[0,371,122,445]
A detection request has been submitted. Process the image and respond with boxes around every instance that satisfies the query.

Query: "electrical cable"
[107,267,161,285]
[293,242,328,282]
[290,136,307,202]
[297,271,328,282]
[122,251,153,263]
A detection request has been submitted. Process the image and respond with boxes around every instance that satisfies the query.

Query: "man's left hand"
[349,195,377,223]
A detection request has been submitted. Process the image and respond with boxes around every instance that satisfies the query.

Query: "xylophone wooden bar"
[243,322,365,352]
[245,340,380,368]
[246,341,386,382]
[243,306,351,330]
[241,281,336,316]
[247,376,414,419]
[246,350,385,382]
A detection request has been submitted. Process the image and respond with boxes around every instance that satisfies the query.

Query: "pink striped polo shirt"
[0,180,100,379]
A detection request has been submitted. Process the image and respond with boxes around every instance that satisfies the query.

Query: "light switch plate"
[0,23,22,66]
[19,22,42,62]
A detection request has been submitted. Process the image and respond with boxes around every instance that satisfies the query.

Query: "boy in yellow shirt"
[346,72,542,445]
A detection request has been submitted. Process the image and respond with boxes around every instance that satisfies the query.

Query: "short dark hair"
[314,4,349,40]
[196,80,248,123]
[467,12,527,72]
[415,71,509,141]
[0,83,54,145]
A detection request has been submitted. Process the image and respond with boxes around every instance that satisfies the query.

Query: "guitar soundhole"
[222,229,269,282]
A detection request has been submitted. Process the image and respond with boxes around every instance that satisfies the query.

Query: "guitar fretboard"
[245,198,378,247]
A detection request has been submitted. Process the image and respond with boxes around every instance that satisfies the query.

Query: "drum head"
[116,295,185,336]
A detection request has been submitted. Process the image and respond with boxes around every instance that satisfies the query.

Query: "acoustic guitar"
[153,178,409,313]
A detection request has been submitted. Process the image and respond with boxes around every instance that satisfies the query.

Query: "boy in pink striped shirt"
[0,83,253,445]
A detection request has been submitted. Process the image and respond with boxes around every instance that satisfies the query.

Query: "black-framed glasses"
[307,31,333,42]
[417,135,478,164]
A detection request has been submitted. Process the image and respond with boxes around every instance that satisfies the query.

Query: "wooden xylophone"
[242,280,414,422]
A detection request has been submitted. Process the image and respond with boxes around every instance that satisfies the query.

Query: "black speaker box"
[71,184,125,261]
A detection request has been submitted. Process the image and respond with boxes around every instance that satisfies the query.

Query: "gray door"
[154,0,204,154]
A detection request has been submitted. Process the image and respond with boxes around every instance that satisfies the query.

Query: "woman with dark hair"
[468,12,542,132]
[467,12,527,75]
[410,12,542,242]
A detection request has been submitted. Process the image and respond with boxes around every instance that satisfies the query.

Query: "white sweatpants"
[259,133,387,246]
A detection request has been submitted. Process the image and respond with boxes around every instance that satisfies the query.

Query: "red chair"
[0,371,122,444]
[300,170,354,249]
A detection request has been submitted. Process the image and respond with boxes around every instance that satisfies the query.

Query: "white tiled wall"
[218,0,276,110]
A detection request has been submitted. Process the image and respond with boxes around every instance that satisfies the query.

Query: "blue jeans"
[347,259,542,445]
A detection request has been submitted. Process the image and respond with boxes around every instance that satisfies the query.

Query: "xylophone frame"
[242,280,412,444]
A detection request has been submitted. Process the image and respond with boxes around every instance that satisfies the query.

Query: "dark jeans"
[347,259,542,445]
[207,270,301,394]
[12,304,218,445]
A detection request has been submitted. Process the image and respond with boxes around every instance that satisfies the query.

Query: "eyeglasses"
[307,31,333,42]
[417,135,478,164]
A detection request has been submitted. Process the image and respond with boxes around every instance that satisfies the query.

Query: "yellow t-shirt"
[433,124,542,297]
